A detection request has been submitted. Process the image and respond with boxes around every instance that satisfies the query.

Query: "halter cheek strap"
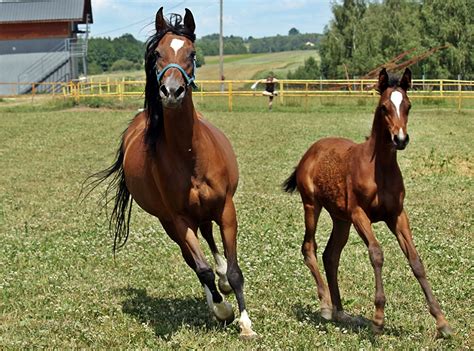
[156,61,197,89]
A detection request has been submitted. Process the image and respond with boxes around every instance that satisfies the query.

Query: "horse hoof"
[437,324,454,339]
[213,301,235,325]
[320,307,333,321]
[218,279,233,295]
[333,311,352,323]
[371,322,384,334]
[239,330,259,341]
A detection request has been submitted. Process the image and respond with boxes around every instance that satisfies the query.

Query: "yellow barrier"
[1,78,473,112]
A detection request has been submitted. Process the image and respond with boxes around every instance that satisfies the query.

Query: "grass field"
[0,97,472,349]
[89,50,319,82]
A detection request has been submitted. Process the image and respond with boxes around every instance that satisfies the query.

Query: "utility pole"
[219,0,224,91]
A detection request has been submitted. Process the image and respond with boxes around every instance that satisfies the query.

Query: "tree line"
[319,0,473,79]
[196,30,322,55]
[86,34,205,75]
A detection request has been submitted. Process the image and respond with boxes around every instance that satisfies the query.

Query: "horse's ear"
[377,68,389,93]
[400,68,412,91]
[184,8,196,34]
[155,7,167,32]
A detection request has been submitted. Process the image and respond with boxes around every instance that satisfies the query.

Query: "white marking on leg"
[203,285,234,322]
[213,252,232,294]
[170,38,184,56]
[203,285,215,314]
[390,91,403,118]
[239,309,257,337]
[213,253,227,276]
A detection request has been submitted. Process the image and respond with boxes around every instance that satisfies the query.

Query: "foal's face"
[377,68,412,150]
[381,87,411,150]
[155,33,196,108]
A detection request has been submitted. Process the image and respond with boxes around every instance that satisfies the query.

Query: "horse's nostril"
[175,86,185,98]
[160,85,169,97]
[405,134,410,144]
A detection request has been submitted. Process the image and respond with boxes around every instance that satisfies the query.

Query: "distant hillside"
[197,50,320,80]
[88,50,320,81]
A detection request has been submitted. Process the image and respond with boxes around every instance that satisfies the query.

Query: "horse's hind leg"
[387,210,453,338]
[322,218,351,322]
[218,198,257,339]
[200,221,233,295]
[167,218,234,325]
[301,201,332,320]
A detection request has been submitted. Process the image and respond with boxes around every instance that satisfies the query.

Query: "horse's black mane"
[144,13,196,148]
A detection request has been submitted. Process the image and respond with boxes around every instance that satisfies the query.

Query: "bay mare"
[90,8,256,339]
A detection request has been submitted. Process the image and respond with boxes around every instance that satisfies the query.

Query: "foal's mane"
[144,13,196,148]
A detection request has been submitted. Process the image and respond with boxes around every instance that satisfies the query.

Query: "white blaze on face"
[170,38,185,56]
[390,91,403,118]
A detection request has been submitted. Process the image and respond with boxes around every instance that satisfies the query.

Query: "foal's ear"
[400,68,412,91]
[184,8,196,34]
[155,7,168,32]
[377,68,389,93]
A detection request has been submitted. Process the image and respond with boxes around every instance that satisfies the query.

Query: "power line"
[93,1,186,37]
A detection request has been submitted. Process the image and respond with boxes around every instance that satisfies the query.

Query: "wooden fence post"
[279,81,284,104]
[305,82,309,111]
[228,81,233,112]
[458,77,462,113]
[120,77,125,102]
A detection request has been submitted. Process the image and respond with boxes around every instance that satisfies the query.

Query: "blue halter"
[156,60,197,89]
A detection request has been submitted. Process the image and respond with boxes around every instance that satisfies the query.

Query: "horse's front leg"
[171,218,235,325]
[218,198,258,339]
[387,210,453,338]
[200,221,233,295]
[352,208,386,333]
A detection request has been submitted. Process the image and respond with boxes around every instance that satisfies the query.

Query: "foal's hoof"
[213,301,235,325]
[239,329,259,341]
[371,322,384,335]
[333,311,354,324]
[218,279,233,295]
[320,307,333,321]
[437,324,454,339]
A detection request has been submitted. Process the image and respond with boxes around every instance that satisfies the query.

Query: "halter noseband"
[156,61,197,89]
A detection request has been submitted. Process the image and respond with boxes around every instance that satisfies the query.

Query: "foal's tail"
[83,138,132,254]
[282,168,298,193]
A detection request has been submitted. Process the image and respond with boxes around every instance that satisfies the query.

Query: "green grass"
[0,99,472,348]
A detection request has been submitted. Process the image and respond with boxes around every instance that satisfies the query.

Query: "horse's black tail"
[82,138,132,254]
[282,168,298,193]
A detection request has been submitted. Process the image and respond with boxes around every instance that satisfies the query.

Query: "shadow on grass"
[118,287,215,339]
[293,303,407,340]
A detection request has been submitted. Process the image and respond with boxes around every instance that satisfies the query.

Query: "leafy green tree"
[195,47,205,68]
[287,56,321,79]
[420,0,474,79]
[289,28,300,36]
[319,0,367,78]
[110,59,140,71]
[319,0,473,79]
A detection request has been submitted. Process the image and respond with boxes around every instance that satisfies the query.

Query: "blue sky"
[90,0,334,40]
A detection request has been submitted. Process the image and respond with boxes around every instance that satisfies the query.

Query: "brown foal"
[92,8,256,338]
[283,68,453,337]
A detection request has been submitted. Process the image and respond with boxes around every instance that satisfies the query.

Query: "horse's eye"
[190,51,196,60]
[154,51,161,59]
